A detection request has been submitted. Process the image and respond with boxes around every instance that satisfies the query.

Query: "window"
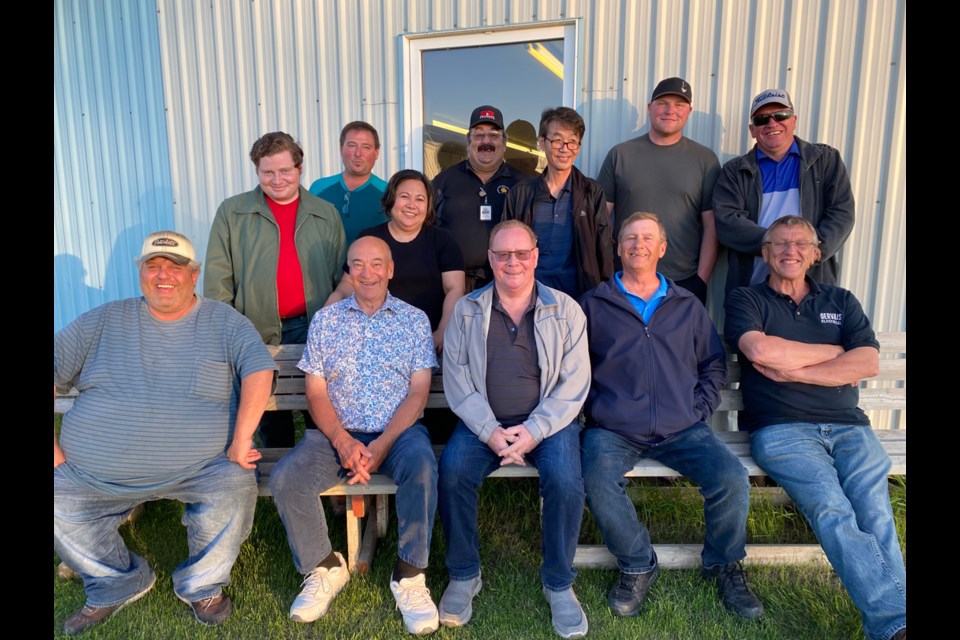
[403,22,578,178]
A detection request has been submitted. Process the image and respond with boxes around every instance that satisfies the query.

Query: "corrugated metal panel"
[58,0,906,353]
[54,0,175,331]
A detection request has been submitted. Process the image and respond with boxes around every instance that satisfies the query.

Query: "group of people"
[54,80,904,640]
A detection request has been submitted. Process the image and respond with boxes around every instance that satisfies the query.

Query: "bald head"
[349,235,393,263]
[348,236,394,313]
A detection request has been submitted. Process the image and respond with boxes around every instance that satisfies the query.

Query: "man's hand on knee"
[227,438,262,469]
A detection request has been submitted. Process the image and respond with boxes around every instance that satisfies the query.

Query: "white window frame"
[401,20,579,170]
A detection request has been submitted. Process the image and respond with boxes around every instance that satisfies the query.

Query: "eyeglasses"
[470,131,503,142]
[342,191,350,216]
[763,239,818,250]
[543,137,581,150]
[490,249,535,262]
[751,109,794,127]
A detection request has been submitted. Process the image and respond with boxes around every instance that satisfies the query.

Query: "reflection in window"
[421,40,564,179]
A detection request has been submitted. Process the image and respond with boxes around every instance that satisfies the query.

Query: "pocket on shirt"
[189,360,234,401]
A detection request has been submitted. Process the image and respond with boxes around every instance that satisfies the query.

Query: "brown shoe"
[63,574,156,635]
[180,593,233,625]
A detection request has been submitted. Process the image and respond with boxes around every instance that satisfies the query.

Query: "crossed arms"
[737,331,878,387]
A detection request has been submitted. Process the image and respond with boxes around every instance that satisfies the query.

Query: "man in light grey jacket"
[438,219,591,639]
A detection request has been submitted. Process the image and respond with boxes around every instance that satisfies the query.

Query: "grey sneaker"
[289,552,350,623]
[542,587,589,639]
[438,575,483,627]
[390,573,440,635]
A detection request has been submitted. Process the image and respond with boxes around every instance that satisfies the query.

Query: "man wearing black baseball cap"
[598,77,721,304]
[434,105,530,292]
[714,88,855,293]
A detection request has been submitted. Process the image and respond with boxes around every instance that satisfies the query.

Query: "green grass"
[53,475,906,639]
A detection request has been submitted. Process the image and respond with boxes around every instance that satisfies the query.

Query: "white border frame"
[401,20,579,170]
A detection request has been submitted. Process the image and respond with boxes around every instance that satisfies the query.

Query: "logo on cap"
[479,110,495,119]
[754,90,789,103]
[152,238,180,247]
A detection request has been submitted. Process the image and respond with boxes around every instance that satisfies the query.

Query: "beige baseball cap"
[138,230,196,266]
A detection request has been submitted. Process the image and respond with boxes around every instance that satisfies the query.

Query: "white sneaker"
[390,573,440,635]
[289,552,350,623]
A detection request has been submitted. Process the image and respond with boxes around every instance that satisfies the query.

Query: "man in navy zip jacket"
[578,212,763,621]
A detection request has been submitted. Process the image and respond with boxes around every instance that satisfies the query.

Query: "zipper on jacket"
[642,322,658,439]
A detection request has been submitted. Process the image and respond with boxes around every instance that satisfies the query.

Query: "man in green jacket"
[205,131,346,447]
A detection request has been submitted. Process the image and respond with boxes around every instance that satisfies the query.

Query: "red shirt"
[266,196,307,318]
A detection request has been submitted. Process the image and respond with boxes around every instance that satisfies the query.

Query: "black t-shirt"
[723,278,879,432]
[359,223,464,330]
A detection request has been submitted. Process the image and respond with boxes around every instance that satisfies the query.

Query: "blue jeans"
[269,424,437,574]
[53,455,257,607]
[751,423,906,640]
[438,420,585,591]
[582,424,749,572]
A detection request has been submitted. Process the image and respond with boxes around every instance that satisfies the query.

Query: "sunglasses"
[489,249,535,262]
[751,109,794,127]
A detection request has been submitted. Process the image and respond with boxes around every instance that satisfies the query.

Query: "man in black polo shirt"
[434,105,529,292]
[724,215,906,640]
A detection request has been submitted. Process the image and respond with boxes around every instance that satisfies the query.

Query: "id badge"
[480,205,492,221]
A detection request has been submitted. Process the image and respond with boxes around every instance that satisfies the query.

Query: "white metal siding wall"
[54,0,176,330]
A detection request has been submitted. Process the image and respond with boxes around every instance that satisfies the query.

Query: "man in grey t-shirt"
[54,231,277,635]
[597,77,721,304]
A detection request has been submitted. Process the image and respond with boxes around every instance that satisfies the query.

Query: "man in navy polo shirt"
[714,88,855,294]
[724,215,905,640]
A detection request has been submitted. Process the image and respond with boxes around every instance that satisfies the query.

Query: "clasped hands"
[488,425,536,467]
[333,433,389,485]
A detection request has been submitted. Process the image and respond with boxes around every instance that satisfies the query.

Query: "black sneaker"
[701,562,764,620]
[607,565,660,616]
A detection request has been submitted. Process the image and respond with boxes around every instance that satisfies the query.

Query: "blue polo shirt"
[614,271,668,324]
[751,140,801,285]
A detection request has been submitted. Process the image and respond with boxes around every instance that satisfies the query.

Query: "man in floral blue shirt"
[270,236,441,635]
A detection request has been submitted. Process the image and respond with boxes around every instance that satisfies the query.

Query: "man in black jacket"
[503,106,613,297]
[714,88,855,294]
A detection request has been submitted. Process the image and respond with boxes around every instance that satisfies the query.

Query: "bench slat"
[573,544,829,569]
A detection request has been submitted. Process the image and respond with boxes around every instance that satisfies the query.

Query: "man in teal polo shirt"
[309,121,388,244]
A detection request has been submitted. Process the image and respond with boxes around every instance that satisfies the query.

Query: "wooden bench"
[55,332,905,573]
